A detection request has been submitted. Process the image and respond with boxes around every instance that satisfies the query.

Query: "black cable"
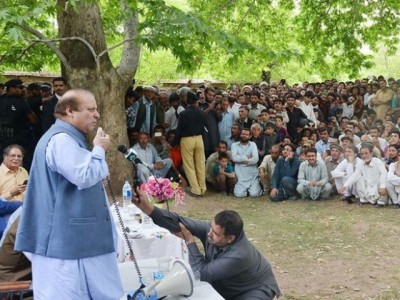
[105,177,143,282]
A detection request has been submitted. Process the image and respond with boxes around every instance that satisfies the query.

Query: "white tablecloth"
[118,259,224,300]
[111,205,188,262]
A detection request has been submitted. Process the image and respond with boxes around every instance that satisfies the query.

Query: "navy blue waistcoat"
[15,120,114,259]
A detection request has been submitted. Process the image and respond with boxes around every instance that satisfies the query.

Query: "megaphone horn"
[144,260,194,299]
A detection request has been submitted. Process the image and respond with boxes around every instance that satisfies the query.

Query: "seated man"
[331,146,362,203]
[324,144,344,195]
[205,141,232,187]
[0,145,29,201]
[213,152,237,195]
[386,148,400,209]
[270,143,301,201]
[133,190,281,300]
[231,128,262,197]
[132,131,172,183]
[339,142,388,207]
[0,197,22,238]
[259,145,281,194]
[0,208,32,282]
[297,147,332,200]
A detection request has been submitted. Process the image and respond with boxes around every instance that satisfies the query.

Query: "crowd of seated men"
[1,74,400,286]
[125,76,400,207]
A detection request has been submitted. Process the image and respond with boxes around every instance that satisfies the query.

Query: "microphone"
[117,145,149,167]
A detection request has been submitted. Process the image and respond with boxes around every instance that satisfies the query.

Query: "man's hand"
[93,127,110,151]
[379,188,387,196]
[337,187,345,194]
[131,188,154,216]
[270,188,278,198]
[172,223,195,244]
[10,185,26,197]
[154,161,164,170]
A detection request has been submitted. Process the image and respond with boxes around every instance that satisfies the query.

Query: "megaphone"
[129,260,194,299]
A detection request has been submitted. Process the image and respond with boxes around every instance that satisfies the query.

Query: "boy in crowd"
[213,152,237,195]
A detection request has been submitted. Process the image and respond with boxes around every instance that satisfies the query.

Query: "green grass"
[175,194,400,299]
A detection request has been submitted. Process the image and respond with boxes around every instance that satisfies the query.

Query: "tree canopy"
[1,0,400,81]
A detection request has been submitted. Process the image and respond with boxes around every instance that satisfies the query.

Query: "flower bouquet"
[140,176,185,209]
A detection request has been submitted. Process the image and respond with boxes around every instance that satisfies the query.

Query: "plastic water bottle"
[122,180,132,213]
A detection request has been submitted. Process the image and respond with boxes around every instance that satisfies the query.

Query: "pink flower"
[141,176,185,205]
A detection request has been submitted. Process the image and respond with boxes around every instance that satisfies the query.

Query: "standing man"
[285,93,308,144]
[133,191,281,300]
[202,87,221,157]
[370,79,395,120]
[15,89,123,299]
[231,128,262,197]
[315,127,332,157]
[42,77,68,133]
[218,98,235,143]
[0,79,38,169]
[132,85,158,136]
[173,91,206,197]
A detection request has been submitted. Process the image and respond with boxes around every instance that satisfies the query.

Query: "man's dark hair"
[318,127,328,134]
[218,152,229,161]
[186,91,199,105]
[218,140,228,147]
[285,143,297,152]
[251,90,260,98]
[52,77,67,85]
[304,91,315,98]
[285,93,296,99]
[306,147,317,154]
[214,210,243,239]
[169,92,180,104]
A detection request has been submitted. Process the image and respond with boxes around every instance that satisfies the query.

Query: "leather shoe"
[186,190,202,198]
[374,203,385,208]
[392,204,400,209]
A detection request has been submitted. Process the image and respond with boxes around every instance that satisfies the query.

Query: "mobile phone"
[23,180,28,185]
[154,132,162,137]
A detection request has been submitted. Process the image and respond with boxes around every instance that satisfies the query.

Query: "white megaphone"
[129,260,194,300]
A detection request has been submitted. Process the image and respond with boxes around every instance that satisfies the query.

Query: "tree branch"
[18,23,70,69]
[98,37,136,58]
[27,36,100,70]
[0,41,39,64]
[117,1,141,80]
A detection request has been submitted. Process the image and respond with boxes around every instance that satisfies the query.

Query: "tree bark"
[56,0,136,191]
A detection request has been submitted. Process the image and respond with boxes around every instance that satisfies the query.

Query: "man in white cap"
[131,85,158,136]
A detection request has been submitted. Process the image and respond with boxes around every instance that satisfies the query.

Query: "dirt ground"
[170,190,400,300]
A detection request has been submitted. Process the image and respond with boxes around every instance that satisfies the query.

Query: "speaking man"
[15,89,123,299]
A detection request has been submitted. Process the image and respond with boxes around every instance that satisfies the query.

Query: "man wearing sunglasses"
[0,79,38,168]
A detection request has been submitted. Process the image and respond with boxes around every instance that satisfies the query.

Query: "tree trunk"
[56,0,135,192]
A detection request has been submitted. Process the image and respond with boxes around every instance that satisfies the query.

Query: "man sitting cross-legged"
[297,147,332,200]
[132,131,172,183]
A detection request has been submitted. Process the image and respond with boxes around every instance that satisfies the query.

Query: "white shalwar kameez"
[343,157,387,204]
[331,157,362,197]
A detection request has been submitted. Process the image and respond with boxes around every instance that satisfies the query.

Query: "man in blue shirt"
[16,89,123,299]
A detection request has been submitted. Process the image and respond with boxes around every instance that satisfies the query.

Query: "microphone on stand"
[117,145,150,167]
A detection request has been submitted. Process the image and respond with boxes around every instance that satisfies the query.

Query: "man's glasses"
[8,154,23,159]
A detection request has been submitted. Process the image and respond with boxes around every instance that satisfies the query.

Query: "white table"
[111,205,188,263]
[118,259,224,300]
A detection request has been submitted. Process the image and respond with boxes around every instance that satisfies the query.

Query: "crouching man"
[132,189,281,300]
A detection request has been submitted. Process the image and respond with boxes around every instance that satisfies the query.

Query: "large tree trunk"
[56,0,135,192]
